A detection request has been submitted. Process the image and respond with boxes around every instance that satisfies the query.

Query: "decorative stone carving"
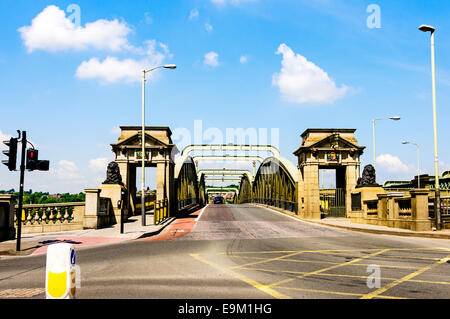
[356,164,379,188]
[103,162,123,186]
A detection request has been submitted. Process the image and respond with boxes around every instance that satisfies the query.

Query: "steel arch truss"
[243,157,298,212]
[235,174,253,204]
[175,157,205,211]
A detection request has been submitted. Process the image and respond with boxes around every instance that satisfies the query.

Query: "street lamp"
[402,141,421,189]
[372,116,401,173]
[141,64,176,226]
[419,24,441,229]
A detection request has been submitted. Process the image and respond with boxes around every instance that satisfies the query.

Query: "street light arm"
[144,64,177,74]
[144,66,164,73]
[373,116,401,122]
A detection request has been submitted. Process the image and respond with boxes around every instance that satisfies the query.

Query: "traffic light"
[2,138,18,171]
[37,160,50,171]
[26,149,50,171]
[26,149,38,171]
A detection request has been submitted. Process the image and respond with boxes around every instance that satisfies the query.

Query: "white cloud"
[376,154,411,174]
[272,43,348,105]
[205,23,214,33]
[54,160,85,182]
[76,56,147,83]
[89,157,109,172]
[189,8,199,20]
[240,55,248,64]
[18,5,132,53]
[204,51,220,68]
[75,40,170,83]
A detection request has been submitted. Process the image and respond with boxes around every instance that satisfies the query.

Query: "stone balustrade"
[14,202,85,234]
[350,188,433,231]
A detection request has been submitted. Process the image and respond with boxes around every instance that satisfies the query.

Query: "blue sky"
[1,0,450,193]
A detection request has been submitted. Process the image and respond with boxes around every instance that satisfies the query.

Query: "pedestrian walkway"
[0,214,175,257]
[253,204,450,240]
[313,218,450,239]
[138,205,205,242]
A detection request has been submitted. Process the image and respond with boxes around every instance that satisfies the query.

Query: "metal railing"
[320,189,346,218]
[364,200,378,216]
[135,194,156,211]
[177,198,197,211]
[396,198,412,217]
[441,197,450,227]
[154,198,169,225]
[251,198,298,214]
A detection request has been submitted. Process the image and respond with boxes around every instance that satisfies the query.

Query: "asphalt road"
[1,204,450,299]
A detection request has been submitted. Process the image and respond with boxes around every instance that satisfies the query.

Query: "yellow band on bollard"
[46,243,77,299]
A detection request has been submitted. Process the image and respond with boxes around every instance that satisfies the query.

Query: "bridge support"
[110,126,177,220]
[298,165,321,219]
[294,129,365,220]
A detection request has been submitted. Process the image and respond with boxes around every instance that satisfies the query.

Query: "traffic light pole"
[16,131,26,251]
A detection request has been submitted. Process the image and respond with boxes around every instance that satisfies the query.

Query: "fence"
[135,193,156,212]
[154,199,169,225]
[251,198,298,214]
[440,197,450,228]
[320,189,346,218]
[177,197,197,212]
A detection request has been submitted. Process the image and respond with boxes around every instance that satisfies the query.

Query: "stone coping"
[15,202,85,208]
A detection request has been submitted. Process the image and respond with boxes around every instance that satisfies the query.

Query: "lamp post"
[419,24,441,230]
[402,141,421,189]
[141,64,176,226]
[372,116,401,173]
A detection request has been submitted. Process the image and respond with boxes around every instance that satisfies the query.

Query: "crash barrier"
[154,198,169,225]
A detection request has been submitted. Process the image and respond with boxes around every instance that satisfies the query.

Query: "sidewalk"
[253,204,450,240]
[0,214,175,257]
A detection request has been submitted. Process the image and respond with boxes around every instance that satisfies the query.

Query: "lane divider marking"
[190,253,292,300]
[360,255,450,299]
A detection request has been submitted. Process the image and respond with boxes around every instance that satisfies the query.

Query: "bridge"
[51,126,443,231]
[3,126,447,239]
[93,127,369,225]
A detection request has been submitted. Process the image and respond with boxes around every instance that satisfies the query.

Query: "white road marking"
[195,204,209,222]
[250,204,347,231]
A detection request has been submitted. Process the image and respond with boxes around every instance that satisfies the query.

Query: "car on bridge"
[213,196,225,204]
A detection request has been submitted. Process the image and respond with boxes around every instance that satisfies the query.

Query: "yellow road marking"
[362,254,443,261]
[190,254,292,299]
[221,247,450,255]
[360,255,450,299]
[220,251,299,254]
[315,251,445,261]
[266,249,392,289]
[222,248,383,255]
[276,286,409,299]
[230,254,423,270]
[239,266,450,286]
[276,286,363,297]
[230,250,306,269]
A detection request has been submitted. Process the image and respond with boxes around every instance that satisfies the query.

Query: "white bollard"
[45,243,77,299]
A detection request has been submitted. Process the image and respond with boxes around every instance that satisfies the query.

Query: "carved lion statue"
[103,161,123,185]
[356,164,379,188]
